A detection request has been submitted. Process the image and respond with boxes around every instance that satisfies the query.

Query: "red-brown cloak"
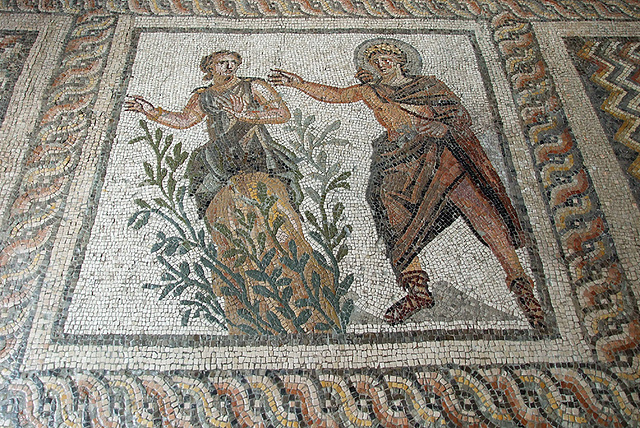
[365,76,526,275]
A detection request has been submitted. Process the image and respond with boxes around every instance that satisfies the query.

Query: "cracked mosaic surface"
[0,2,640,426]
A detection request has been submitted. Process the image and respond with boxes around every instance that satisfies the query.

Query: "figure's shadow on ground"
[351,280,520,324]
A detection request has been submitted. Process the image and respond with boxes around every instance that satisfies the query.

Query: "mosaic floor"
[2,1,640,426]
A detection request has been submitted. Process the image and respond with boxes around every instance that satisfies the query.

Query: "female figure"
[127,51,338,334]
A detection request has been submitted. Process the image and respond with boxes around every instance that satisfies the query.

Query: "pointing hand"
[268,69,304,87]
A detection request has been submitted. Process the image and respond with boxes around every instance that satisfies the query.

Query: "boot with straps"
[384,270,434,325]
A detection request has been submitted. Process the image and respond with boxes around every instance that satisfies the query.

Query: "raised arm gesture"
[125,95,156,117]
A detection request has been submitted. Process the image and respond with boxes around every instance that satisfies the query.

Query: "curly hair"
[364,43,408,72]
[200,50,242,80]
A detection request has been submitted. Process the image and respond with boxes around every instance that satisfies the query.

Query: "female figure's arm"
[217,79,291,124]
[125,92,206,129]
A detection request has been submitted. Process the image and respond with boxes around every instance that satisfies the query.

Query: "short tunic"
[186,78,301,217]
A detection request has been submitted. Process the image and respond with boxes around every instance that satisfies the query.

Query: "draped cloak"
[365,76,526,276]
[186,78,301,218]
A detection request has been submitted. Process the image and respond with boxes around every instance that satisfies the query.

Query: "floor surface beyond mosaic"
[1,2,640,426]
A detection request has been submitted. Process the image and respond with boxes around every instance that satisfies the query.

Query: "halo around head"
[354,38,423,77]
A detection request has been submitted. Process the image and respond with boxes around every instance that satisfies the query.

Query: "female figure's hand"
[217,93,245,114]
[125,95,155,115]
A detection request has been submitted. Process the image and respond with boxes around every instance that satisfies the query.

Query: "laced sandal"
[509,276,548,333]
[384,270,434,325]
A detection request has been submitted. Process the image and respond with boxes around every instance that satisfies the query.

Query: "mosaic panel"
[0,3,639,427]
[65,29,548,339]
[17,19,594,376]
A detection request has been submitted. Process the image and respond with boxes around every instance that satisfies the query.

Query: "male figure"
[269,41,546,330]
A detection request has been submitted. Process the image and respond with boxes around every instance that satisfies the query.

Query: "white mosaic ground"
[64,31,530,336]
[19,18,590,372]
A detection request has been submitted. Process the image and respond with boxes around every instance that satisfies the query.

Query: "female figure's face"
[209,54,240,78]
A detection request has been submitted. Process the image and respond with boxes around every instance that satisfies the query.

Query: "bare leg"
[405,257,422,272]
[448,176,525,281]
[449,176,546,331]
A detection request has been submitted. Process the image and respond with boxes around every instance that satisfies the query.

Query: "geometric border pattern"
[0,0,639,425]
[576,39,640,180]
[575,38,640,182]
[0,10,116,371]
[1,0,640,19]
[7,366,640,426]
[492,12,640,378]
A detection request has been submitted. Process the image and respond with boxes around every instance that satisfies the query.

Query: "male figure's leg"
[448,176,546,331]
[383,147,464,324]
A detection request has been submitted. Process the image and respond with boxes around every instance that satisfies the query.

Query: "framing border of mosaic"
[0,2,640,426]
[2,0,640,20]
[0,10,74,369]
[16,17,590,374]
[535,21,640,306]
[0,14,73,220]
[491,13,640,380]
[535,20,640,399]
[0,8,118,377]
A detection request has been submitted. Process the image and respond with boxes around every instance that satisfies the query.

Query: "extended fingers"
[125,95,154,112]
[268,69,300,85]
[270,68,293,76]
[220,94,243,112]
[217,100,232,110]
[216,96,237,112]
[267,72,286,84]
[124,100,143,111]
[231,96,244,111]
[126,95,148,104]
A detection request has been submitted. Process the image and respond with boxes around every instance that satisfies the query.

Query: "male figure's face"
[369,53,403,76]
[210,54,240,78]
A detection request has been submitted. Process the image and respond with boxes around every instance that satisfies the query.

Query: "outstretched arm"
[125,93,205,129]
[268,69,363,104]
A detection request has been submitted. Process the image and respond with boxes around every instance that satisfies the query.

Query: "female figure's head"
[200,50,242,81]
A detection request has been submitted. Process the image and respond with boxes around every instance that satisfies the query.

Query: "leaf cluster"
[286,110,356,330]
[127,114,356,334]
[211,182,343,334]
[128,120,226,329]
